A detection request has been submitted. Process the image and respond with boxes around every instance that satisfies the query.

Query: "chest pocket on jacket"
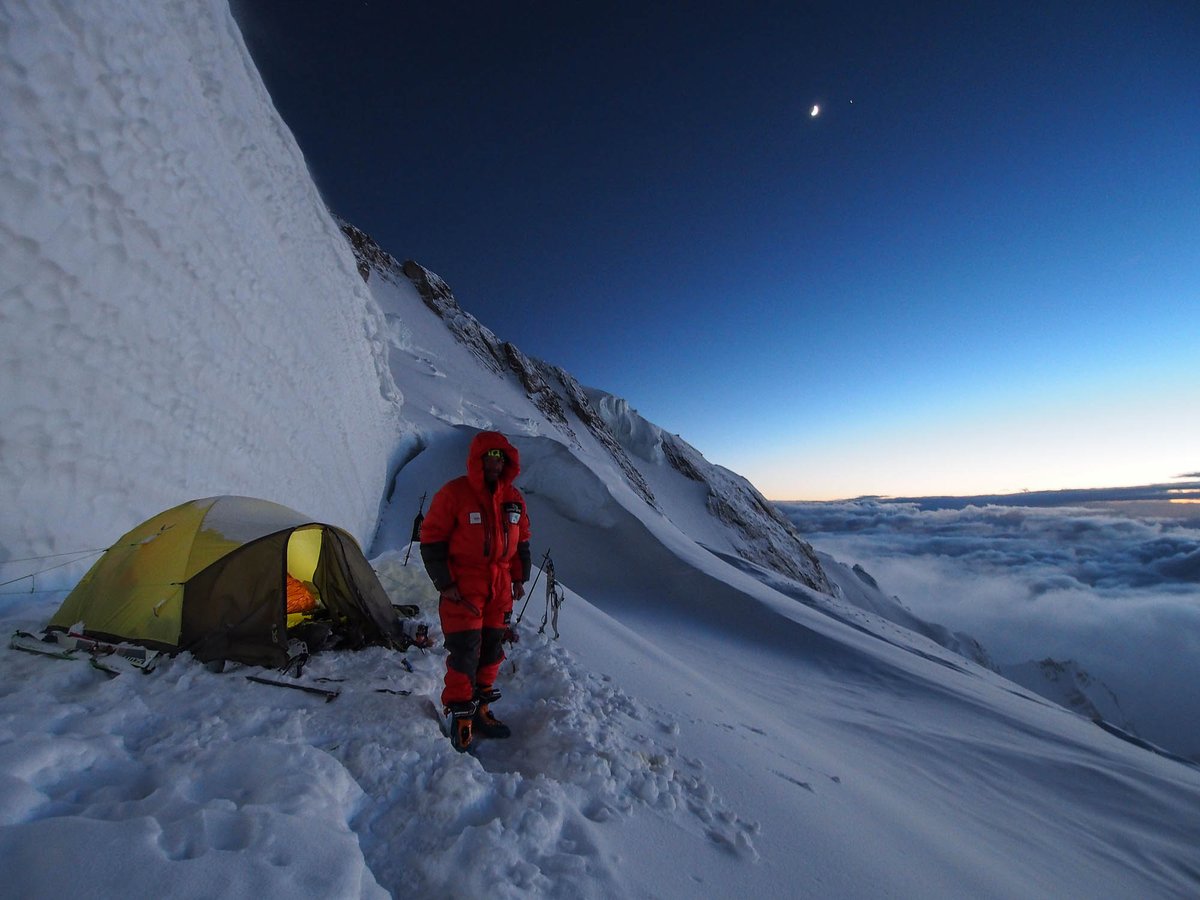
[501,502,522,557]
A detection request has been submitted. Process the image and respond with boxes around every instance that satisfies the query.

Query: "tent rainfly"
[49,496,403,667]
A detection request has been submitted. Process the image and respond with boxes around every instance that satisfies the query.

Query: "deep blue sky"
[234,1,1199,499]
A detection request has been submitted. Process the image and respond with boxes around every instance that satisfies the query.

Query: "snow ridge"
[1002,658,1135,732]
[349,232,828,590]
[585,389,832,593]
[350,237,661,510]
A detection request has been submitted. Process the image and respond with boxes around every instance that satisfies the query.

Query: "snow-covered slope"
[3,2,1200,898]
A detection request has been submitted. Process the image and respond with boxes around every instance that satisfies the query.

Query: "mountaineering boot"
[472,686,511,739]
[445,700,477,753]
[474,702,512,739]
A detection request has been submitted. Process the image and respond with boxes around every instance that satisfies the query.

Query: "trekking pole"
[538,558,553,634]
[516,548,550,624]
[402,492,427,566]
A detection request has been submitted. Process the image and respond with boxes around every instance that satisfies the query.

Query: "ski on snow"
[9,630,161,672]
[11,630,420,703]
[9,631,77,660]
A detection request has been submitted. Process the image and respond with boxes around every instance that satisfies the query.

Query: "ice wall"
[0,0,398,565]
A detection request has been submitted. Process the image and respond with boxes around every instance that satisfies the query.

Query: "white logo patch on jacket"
[469,512,482,524]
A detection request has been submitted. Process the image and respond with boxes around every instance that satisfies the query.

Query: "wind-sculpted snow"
[1,0,398,559]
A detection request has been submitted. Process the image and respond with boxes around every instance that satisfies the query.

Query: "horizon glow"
[726,376,1200,501]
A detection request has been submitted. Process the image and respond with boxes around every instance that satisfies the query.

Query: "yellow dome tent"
[49,496,403,667]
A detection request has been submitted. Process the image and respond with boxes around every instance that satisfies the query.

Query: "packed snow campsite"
[2,2,1199,898]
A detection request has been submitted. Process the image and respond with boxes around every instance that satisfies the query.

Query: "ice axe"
[402,492,426,566]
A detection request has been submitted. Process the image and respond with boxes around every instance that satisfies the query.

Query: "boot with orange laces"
[473,687,512,739]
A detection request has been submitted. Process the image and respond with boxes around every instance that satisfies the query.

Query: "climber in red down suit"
[420,431,531,752]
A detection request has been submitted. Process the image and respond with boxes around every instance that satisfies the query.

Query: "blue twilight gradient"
[234,1,1199,498]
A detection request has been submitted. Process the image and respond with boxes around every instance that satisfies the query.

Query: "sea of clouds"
[778,483,1200,760]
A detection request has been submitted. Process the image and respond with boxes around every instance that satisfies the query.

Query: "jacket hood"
[466,431,521,491]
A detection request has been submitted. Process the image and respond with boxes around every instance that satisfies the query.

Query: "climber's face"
[482,449,506,486]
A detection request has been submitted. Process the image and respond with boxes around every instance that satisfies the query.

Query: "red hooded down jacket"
[420,431,532,628]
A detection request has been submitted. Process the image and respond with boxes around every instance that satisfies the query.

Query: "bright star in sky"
[810,104,820,117]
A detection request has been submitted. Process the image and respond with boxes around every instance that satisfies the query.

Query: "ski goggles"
[484,449,507,461]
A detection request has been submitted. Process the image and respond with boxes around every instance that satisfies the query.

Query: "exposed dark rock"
[662,436,704,482]
[400,260,509,376]
[502,341,574,434]
[851,564,880,589]
[338,218,403,285]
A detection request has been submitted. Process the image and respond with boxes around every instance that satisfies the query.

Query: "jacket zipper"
[482,493,494,560]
